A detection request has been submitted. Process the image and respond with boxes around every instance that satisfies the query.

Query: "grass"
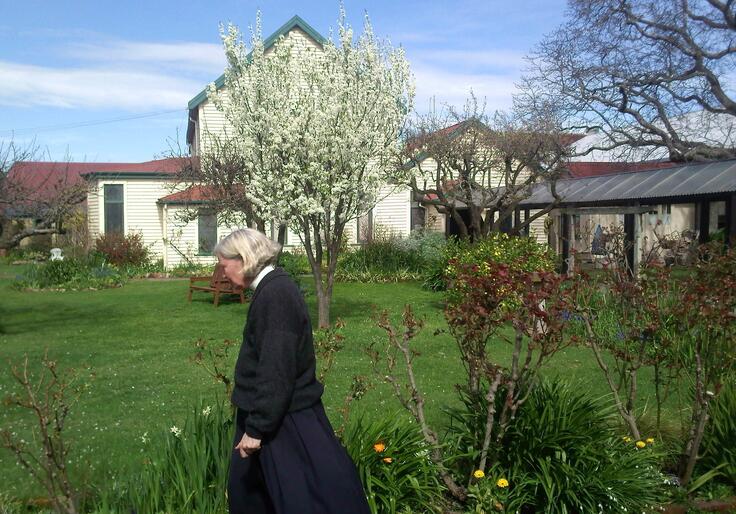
[0,262,683,501]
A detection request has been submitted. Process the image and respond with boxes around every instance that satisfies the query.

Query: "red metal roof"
[7,157,188,190]
[158,185,217,203]
[566,160,676,178]
[3,158,190,218]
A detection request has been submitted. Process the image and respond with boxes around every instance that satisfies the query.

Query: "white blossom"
[207,9,414,325]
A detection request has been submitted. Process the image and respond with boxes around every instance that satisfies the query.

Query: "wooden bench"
[187,264,246,307]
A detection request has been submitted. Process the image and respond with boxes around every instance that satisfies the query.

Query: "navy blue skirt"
[228,402,370,514]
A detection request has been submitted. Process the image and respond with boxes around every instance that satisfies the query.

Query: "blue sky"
[0,0,569,162]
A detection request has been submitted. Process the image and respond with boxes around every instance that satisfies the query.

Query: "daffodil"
[646,437,655,444]
[373,442,385,453]
[636,440,646,448]
[382,457,393,464]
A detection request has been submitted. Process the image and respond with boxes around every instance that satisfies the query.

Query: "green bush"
[117,258,165,278]
[95,398,232,514]
[501,380,666,513]
[445,232,555,277]
[443,384,506,481]
[337,229,446,284]
[3,247,49,263]
[699,379,736,487]
[446,379,667,513]
[426,232,555,292]
[278,250,311,276]
[12,255,126,291]
[94,232,150,267]
[167,261,214,278]
[342,414,444,514]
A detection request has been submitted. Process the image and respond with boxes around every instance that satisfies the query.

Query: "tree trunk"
[316,284,331,329]
[0,227,60,251]
[277,224,287,246]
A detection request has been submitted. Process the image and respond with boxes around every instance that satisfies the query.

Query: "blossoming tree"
[208,11,414,327]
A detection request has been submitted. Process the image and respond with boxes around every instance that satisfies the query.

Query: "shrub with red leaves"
[94,232,150,267]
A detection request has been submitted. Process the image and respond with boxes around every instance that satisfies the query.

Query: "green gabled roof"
[187,15,327,111]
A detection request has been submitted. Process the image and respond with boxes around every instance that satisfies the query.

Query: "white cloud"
[65,40,226,74]
[0,60,203,110]
[411,62,518,113]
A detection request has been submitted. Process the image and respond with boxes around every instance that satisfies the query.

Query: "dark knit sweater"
[231,268,324,439]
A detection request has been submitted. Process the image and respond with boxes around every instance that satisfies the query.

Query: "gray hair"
[214,228,282,277]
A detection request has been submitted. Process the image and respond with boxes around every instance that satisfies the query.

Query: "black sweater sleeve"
[243,288,303,439]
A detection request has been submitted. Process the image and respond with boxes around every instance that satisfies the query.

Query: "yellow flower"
[473,469,485,479]
[373,442,385,453]
[496,478,509,488]
[622,436,632,443]
[382,457,393,464]
[636,440,646,448]
[646,437,655,444]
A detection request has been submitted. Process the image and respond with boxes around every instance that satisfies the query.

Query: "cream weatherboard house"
[84,15,733,271]
[182,15,414,256]
[85,16,416,269]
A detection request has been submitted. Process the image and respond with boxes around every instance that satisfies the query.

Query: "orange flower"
[382,457,393,464]
[373,442,386,453]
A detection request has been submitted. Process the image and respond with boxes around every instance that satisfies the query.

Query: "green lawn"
[0,263,681,500]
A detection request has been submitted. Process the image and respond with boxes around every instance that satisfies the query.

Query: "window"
[410,204,426,231]
[660,204,672,225]
[198,210,218,255]
[357,209,373,243]
[104,184,124,234]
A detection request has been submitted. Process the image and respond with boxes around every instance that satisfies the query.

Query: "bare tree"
[521,0,736,162]
[401,95,570,240]
[0,141,88,251]
[169,133,278,240]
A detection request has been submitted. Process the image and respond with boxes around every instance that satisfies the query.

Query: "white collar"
[249,264,275,290]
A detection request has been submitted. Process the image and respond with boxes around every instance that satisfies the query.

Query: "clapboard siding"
[528,210,548,245]
[122,180,176,257]
[373,184,411,237]
[196,27,324,153]
[87,183,101,242]
[424,205,445,233]
[164,205,242,268]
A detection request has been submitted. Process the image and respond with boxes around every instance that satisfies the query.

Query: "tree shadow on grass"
[0,303,123,336]
[317,296,377,324]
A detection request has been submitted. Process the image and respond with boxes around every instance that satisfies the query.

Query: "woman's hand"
[235,432,262,458]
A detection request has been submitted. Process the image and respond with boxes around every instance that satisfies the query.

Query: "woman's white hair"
[214,228,282,278]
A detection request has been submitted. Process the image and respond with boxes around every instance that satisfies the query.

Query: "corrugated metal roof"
[520,159,736,206]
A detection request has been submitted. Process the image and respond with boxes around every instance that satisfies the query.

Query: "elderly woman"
[215,228,370,514]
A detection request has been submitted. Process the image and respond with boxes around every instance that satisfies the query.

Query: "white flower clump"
[208,8,414,243]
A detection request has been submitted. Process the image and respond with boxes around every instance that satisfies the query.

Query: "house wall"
[162,205,242,268]
[196,27,323,152]
[88,178,187,260]
[87,184,100,244]
[373,184,411,237]
[527,210,548,245]
[424,204,446,233]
